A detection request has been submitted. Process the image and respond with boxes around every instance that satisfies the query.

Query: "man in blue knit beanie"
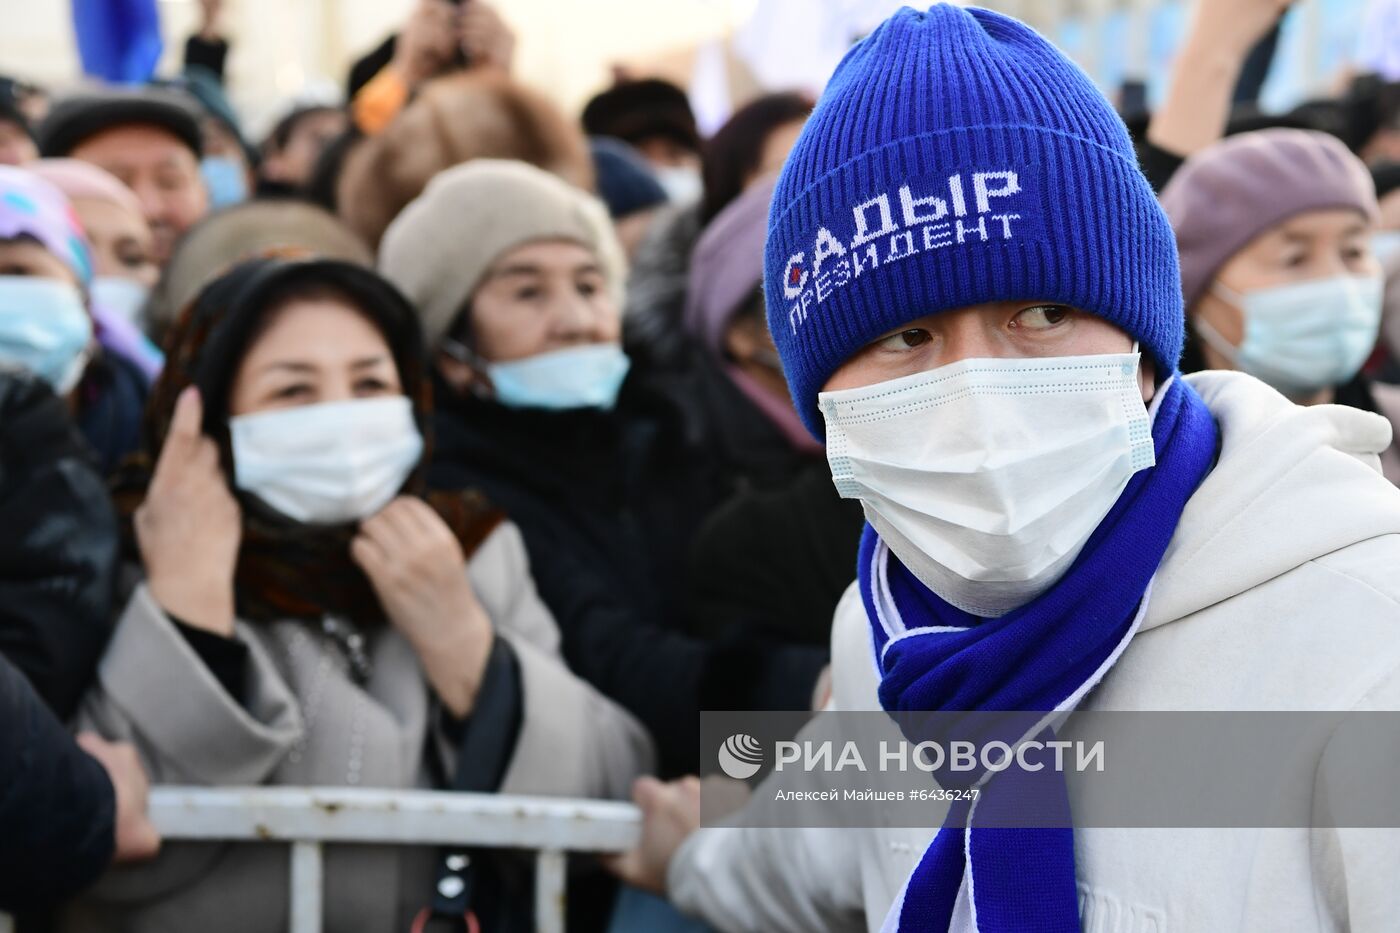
[611,6,1400,931]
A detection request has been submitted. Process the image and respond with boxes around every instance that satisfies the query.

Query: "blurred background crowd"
[0,0,1396,930]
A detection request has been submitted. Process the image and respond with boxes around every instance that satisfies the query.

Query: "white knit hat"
[378,159,626,348]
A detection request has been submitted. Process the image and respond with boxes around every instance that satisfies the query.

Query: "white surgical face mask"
[656,166,702,204]
[1196,274,1384,397]
[229,396,423,525]
[90,276,151,329]
[819,349,1155,617]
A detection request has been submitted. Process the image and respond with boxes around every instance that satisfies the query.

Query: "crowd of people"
[1,0,1398,929]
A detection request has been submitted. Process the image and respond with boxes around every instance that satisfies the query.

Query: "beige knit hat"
[378,159,626,350]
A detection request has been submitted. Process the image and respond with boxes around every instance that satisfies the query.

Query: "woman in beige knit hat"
[380,159,831,781]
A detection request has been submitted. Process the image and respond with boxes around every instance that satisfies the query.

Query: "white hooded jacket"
[670,371,1400,933]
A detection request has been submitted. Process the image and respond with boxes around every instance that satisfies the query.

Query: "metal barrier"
[2,787,641,933]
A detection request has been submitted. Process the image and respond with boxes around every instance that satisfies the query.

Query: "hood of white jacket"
[1142,371,1400,634]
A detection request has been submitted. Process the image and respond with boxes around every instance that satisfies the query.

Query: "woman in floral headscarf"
[0,164,149,471]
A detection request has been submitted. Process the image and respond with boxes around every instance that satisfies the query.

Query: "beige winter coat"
[60,521,653,932]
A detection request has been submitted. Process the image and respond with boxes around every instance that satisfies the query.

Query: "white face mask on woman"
[1195,274,1384,397]
[229,396,423,525]
[90,276,151,328]
[819,348,1156,617]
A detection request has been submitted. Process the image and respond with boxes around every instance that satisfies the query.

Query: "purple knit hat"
[0,165,93,286]
[684,173,778,355]
[1161,129,1378,309]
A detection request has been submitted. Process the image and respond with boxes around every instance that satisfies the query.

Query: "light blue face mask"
[1196,274,1384,397]
[1371,231,1400,267]
[486,344,632,410]
[200,155,248,209]
[0,276,93,394]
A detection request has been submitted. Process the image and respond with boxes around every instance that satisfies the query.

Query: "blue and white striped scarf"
[859,376,1218,932]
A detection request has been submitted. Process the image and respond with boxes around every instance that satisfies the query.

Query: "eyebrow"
[259,361,317,374]
[1280,222,1370,243]
[491,262,602,280]
[491,265,545,280]
[259,354,390,375]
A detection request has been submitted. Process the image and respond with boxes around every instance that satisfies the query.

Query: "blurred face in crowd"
[438,239,617,390]
[0,237,91,400]
[0,236,78,287]
[0,237,80,287]
[0,119,35,166]
[201,117,255,197]
[261,108,347,188]
[228,292,403,417]
[1191,208,1381,372]
[1379,189,1400,234]
[14,89,48,126]
[725,291,788,401]
[634,135,700,173]
[613,210,657,260]
[70,124,209,265]
[1362,127,1400,167]
[751,118,805,187]
[69,197,158,288]
[639,137,702,202]
[823,302,1153,403]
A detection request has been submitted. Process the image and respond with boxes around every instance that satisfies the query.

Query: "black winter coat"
[427,372,827,776]
[0,370,120,720]
[657,344,813,493]
[74,350,148,478]
[652,347,865,652]
[0,650,115,912]
[687,462,865,649]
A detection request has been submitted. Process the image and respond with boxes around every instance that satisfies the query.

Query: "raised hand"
[136,387,241,637]
[1148,0,1299,158]
[351,497,494,717]
[392,0,459,88]
[458,2,516,74]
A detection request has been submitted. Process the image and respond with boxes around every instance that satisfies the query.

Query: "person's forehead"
[201,118,244,157]
[71,196,147,234]
[0,237,71,273]
[1241,208,1372,252]
[72,123,196,165]
[242,298,390,363]
[490,239,599,271]
[0,236,55,255]
[293,110,346,136]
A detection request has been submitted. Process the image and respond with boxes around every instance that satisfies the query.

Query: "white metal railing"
[2,787,641,933]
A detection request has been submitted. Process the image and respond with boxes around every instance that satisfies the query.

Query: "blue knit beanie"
[766,5,1183,437]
